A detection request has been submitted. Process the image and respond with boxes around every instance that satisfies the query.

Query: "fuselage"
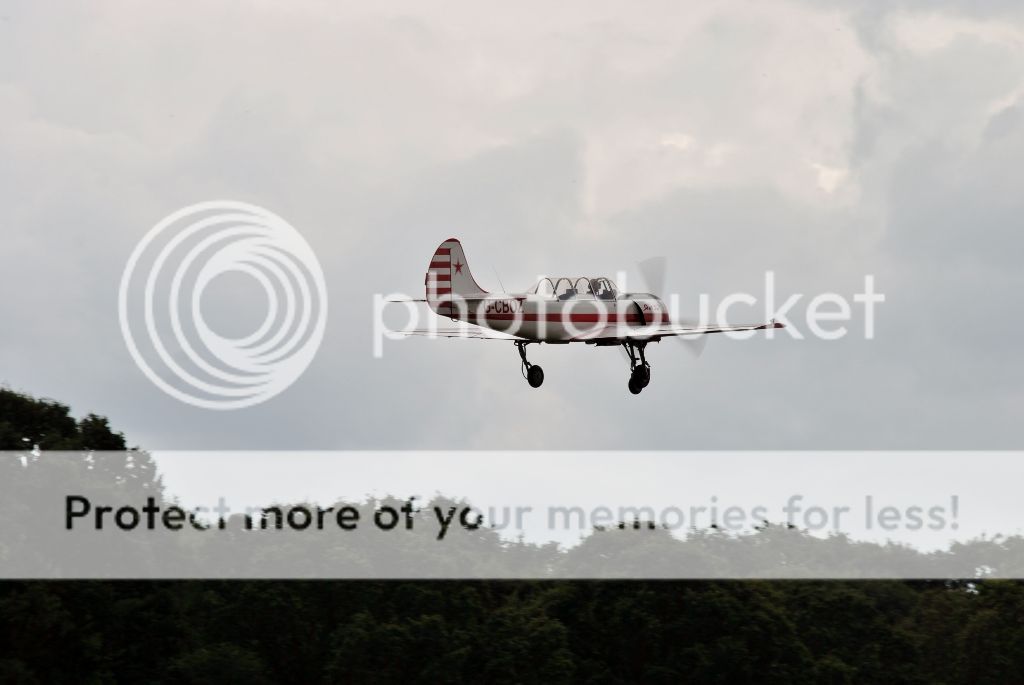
[424,238,670,342]
[449,291,670,342]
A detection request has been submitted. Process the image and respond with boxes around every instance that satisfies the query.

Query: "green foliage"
[0,388,126,451]
[169,643,272,684]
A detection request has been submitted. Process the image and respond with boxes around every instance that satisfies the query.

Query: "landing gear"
[623,342,651,395]
[517,342,544,388]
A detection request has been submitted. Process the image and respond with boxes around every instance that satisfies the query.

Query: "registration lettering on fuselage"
[484,299,524,314]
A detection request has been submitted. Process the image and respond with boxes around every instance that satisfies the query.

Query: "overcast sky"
[1,0,1022,450]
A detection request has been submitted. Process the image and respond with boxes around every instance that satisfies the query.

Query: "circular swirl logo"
[118,201,328,410]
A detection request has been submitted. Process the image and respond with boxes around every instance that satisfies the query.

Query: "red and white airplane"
[403,238,782,394]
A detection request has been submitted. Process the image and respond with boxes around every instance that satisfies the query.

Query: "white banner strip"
[1,451,1020,578]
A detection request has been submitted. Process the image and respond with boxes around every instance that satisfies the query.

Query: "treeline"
[2,388,1023,683]
[6,577,1024,683]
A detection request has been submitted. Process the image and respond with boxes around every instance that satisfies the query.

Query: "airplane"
[398,238,783,395]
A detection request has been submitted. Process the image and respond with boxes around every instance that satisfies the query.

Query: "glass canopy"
[532,276,619,300]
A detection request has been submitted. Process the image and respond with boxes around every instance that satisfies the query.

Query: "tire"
[628,377,642,394]
[632,366,650,388]
[527,365,544,388]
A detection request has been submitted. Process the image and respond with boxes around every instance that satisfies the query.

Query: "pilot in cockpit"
[592,277,615,300]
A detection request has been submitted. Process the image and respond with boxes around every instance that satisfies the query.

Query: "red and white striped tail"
[425,238,487,315]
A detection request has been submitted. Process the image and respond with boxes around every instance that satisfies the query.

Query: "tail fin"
[425,238,488,315]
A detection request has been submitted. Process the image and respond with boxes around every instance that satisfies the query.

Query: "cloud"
[809,162,850,194]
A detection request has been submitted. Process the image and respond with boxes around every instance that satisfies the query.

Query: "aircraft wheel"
[628,377,642,395]
[632,366,650,388]
[527,365,544,388]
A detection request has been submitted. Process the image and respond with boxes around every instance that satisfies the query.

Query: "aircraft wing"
[573,320,784,343]
[401,325,527,340]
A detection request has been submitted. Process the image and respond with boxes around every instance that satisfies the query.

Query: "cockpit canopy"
[532,276,619,301]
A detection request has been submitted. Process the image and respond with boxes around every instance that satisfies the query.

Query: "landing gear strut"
[517,341,544,388]
[623,342,651,395]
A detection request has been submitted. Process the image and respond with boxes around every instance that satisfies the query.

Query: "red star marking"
[453,261,464,274]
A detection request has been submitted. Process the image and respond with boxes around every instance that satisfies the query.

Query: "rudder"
[425,238,487,315]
